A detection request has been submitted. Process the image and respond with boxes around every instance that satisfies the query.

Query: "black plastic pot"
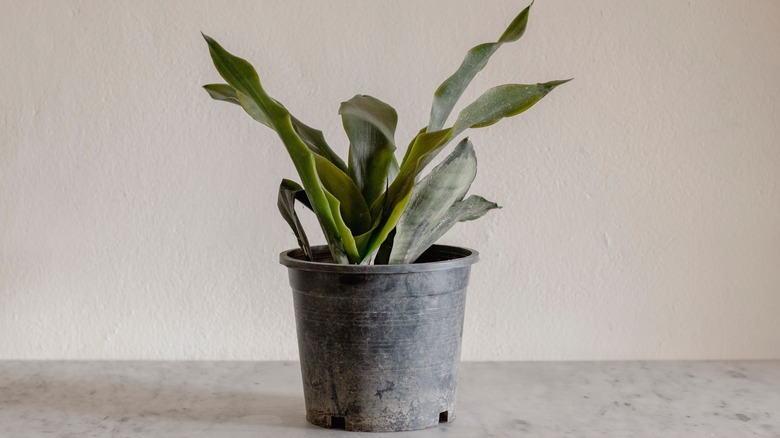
[280,244,478,432]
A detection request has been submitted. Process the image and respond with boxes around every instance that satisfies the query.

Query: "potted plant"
[202,2,568,432]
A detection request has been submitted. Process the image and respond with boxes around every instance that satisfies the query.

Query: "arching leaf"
[427,2,533,132]
[277,179,312,260]
[203,83,347,172]
[407,80,571,173]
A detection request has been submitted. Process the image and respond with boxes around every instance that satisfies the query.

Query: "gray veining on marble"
[0,361,778,437]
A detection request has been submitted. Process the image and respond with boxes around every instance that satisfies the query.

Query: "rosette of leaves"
[203,2,569,264]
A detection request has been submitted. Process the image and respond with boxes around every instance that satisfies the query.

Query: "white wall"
[1,0,779,361]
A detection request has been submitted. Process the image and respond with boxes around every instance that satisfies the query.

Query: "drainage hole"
[439,411,449,423]
[330,416,346,429]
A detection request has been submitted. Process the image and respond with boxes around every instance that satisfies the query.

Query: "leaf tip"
[201,32,221,51]
[544,78,574,90]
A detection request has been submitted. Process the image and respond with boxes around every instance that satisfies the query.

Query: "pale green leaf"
[404,79,571,174]
[340,95,398,207]
[451,195,500,223]
[370,79,567,263]
[451,80,571,136]
[427,2,533,132]
[389,139,499,263]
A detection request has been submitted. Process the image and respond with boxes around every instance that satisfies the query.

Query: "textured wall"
[1,0,779,360]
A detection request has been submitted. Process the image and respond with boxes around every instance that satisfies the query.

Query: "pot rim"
[280,244,479,273]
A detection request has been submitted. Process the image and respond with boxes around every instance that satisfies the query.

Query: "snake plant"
[203,2,569,265]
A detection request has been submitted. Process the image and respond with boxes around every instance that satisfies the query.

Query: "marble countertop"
[1,361,778,437]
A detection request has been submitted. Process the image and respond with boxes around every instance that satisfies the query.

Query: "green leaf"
[204,83,243,106]
[403,194,499,264]
[203,83,348,173]
[277,179,313,261]
[373,229,395,265]
[405,80,571,173]
[452,81,571,133]
[291,117,348,173]
[323,190,361,260]
[360,128,451,263]
[448,194,500,223]
[366,79,567,263]
[203,34,359,263]
[389,139,499,264]
[427,2,533,132]
[314,154,372,236]
[360,160,418,263]
[339,95,399,207]
[387,155,400,184]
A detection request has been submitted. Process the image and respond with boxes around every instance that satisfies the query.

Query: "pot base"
[307,409,454,432]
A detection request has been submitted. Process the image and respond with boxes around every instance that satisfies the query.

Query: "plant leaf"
[339,95,398,207]
[277,179,313,261]
[452,81,571,133]
[448,194,500,223]
[389,139,500,263]
[314,154,372,236]
[291,116,348,173]
[203,34,359,263]
[373,229,395,265]
[387,155,400,184]
[398,195,499,264]
[203,83,348,172]
[405,80,570,173]
[427,2,533,132]
[204,83,243,106]
[366,79,567,263]
[360,160,417,263]
[323,190,360,260]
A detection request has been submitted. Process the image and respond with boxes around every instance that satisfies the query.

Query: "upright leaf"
[339,95,399,207]
[427,2,533,132]
[314,155,372,236]
[373,229,395,265]
[386,156,400,186]
[389,139,499,263]
[277,179,313,261]
[203,83,348,172]
[203,34,359,263]
[365,79,568,263]
[360,157,420,263]
[323,190,361,260]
